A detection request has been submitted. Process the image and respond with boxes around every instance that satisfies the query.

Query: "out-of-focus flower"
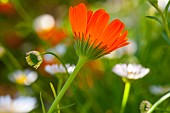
[0,46,5,58]
[0,1,15,16]
[149,85,170,95]
[47,44,67,57]
[26,51,43,69]
[9,69,38,85]
[104,40,137,59]
[140,100,152,113]
[112,63,150,80]
[158,0,170,11]
[0,95,36,113]
[45,64,75,75]
[69,3,129,60]
[3,32,23,49]
[33,14,67,46]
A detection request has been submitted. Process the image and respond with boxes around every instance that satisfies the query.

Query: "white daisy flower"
[112,63,150,80]
[0,95,36,113]
[9,69,38,85]
[45,64,75,75]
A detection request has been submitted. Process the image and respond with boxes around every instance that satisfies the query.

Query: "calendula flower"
[25,51,43,69]
[9,69,38,85]
[45,64,75,75]
[69,3,129,60]
[112,63,150,80]
[0,95,36,113]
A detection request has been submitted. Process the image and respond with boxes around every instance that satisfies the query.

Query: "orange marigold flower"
[69,3,129,60]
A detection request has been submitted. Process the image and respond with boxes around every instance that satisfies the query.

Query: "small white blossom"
[45,64,75,75]
[9,69,38,85]
[0,95,36,113]
[112,63,150,80]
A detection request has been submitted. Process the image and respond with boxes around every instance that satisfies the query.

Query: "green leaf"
[55,103,75,110]
[162,32,170,45]
[165,0,170,18]
[146,16,163,26]
[148,0,158,8]
[40,92,46,113]
[50,83,57,98]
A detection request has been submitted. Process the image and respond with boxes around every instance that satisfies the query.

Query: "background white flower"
[45,63,75,75]
[149,85,170,95]
[33,14,55,32]
[112,63,150,80]
[9,69,38,85]
[0,95,36,113]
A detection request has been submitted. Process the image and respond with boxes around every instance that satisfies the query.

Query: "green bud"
[140,100,152,113]
[26,51,43,69]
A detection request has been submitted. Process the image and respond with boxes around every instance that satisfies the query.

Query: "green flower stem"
[147,91,170,113]
[120,81,131,113]
[57,79,63,113]
[154,6,170,39]
[42,52,69,76]
[47,57,88,113]
[57,78,63,94]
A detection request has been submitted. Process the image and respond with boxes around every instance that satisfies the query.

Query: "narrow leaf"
[146,16,163,26]
[50,83,57,98]
[55,103,75,111]
[165,0,170,18]
[40,92,46,113]
[162,32,170,45]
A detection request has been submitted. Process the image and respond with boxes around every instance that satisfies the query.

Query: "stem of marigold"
[47,56,88,113]
[120,80,131,113]
[147,91,170,113]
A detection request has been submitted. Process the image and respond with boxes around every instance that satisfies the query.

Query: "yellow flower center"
[15,75,27,85]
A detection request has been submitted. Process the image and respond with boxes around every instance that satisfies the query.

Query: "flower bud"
[25,51,43,69]
[140,100,152,113]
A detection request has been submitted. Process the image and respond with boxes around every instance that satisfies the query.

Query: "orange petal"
[87,10,93,24]
[99,19,123,44]
[85,9,105,39]
[105,22,125,47]
[92,13,110,44]
[69,3,87,39]
[106,31,128,53]
[69,7,75,36]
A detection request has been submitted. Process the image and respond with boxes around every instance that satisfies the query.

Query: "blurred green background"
[0,0,170,113]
